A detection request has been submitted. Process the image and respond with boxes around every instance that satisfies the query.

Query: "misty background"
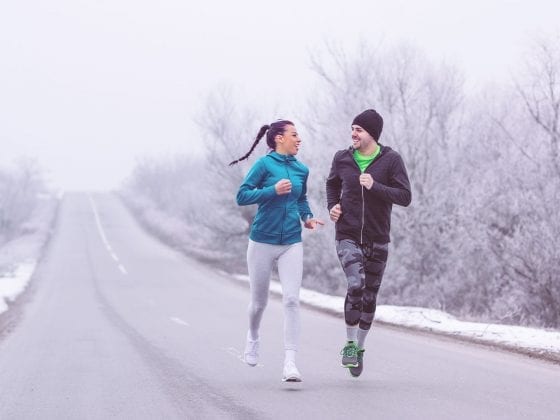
[1,1,560,328]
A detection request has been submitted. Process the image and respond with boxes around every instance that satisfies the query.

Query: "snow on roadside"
[375,305,560,355]
[0,262,36,314]
[0,195,58,315]
[230,273,560,357]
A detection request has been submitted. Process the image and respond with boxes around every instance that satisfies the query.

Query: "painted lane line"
[88,195,128,276]
[89,196,110,247]
[170,317,190,327]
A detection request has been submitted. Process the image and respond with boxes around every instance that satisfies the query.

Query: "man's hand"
[275,179,292,195]
[359,173,374,190]
[329,203,342,222]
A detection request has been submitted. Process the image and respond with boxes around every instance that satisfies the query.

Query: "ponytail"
[228,125,270,166]
[228,119,294,166]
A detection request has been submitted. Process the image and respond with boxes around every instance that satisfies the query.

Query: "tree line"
[122,37,560,329]
[0,159,47,247]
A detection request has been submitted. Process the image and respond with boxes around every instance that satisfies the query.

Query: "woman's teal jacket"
[236,151,313,245]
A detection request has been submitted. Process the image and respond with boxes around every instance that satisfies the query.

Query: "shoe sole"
[282,376,302,382]
[244,358,258,367]
[349,355,364,376]
[341,362,359,368]
[349,370,362,377]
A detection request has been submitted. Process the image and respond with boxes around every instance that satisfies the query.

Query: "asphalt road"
[0,192,559,419]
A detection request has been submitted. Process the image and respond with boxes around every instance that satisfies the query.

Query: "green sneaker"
[349,349,365,377]
[340,341,359,367]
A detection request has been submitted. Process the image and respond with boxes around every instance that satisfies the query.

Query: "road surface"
[1,192,559,419]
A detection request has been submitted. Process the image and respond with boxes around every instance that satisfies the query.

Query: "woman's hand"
[304,218,325,230]
[275,179,292,195]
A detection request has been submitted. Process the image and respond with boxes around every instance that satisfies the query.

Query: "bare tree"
[516,36,560,176]
[302,40,466,301]
[484,35,560,327]
[0,159,46,245]
[123,85,266,271]
[195,86,263,239]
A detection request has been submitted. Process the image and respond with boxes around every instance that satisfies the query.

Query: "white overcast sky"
[1,0,559,190]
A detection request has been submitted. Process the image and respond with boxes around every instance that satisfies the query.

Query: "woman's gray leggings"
[247,239,303,352]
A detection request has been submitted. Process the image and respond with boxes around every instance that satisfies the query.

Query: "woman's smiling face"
[276,124,301,155]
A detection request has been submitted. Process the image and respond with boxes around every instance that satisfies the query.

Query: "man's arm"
[326,153,342,211]
[369,154,411,207]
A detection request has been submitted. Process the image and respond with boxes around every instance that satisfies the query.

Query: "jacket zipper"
[360,185,365,244]
[282,159,290,243]
[355,147,382,245]
[350,153,365,245]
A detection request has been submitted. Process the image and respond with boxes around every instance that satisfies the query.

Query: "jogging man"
[326,109,411,377]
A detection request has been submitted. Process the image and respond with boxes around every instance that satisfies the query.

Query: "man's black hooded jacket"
[326,145,411,244]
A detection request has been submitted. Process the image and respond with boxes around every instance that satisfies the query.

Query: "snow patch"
[229,273,560,355]
[0,261,36,314]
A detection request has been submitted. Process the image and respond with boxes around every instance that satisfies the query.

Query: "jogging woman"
[230,119,323,382]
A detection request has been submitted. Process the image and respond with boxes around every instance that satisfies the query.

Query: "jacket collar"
[346,144,385,156]
[268,150,297,162]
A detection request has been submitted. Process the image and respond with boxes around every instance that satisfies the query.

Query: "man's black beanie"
[352,109,383,141]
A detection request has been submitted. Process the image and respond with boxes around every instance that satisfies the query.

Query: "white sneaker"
[244,334,259,366]
[282,360,302,382]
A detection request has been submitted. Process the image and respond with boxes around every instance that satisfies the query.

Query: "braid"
[228,125,270,166]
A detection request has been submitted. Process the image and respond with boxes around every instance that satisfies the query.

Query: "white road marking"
[88,194,128,276]
[89,196,110,247]
[170,317,190,327]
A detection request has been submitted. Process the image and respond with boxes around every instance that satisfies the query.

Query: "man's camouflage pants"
[335,239,389,330]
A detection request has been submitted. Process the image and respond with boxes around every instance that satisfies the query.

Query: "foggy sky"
[1,0,558,190]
